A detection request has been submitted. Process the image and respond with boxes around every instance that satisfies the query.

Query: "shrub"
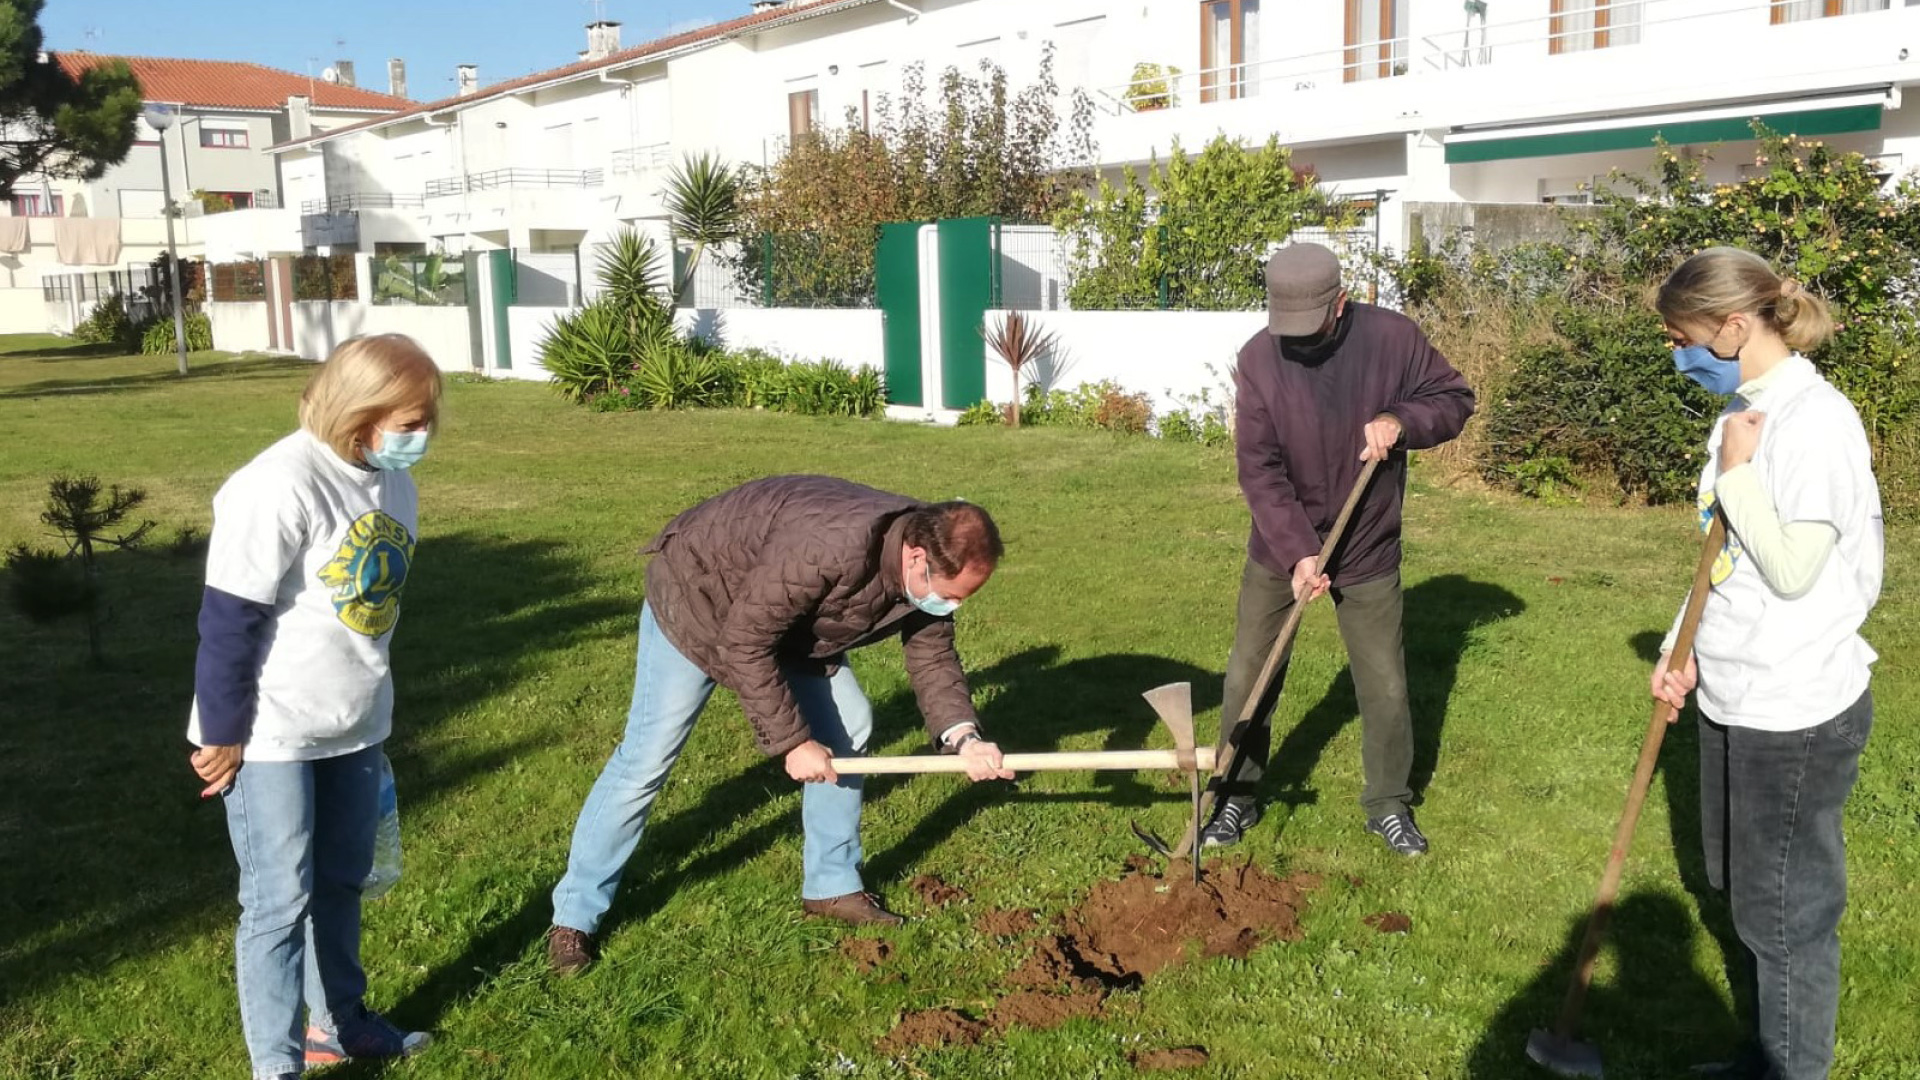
[540,300,635,403]
[956,400,1004,426]
[73,296,136,350]
[138,312,213,355]
[633,343,725,409]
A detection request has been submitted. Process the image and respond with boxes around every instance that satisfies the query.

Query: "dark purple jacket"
[1233,303,1475,587]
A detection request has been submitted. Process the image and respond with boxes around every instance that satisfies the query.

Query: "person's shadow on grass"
[1465,890,1740,1078]
[1247,574,1524,830]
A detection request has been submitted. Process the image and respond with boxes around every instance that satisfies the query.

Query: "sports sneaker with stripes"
[1366,812,1429,856]
[303,1007,431,1068]
[1199,798,1262,848]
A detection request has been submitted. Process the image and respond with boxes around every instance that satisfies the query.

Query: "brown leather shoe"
[802,890,905,927]
[547,926,596,977]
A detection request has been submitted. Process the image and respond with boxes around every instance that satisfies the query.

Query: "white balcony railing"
[611,142,672,174]
[424,168,606,198]
[1097,0,1902,116]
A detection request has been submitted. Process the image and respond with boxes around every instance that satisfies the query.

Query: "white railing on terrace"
[611,143,672,174]
[1098,38,1412,114]
[1098,0,1902,113]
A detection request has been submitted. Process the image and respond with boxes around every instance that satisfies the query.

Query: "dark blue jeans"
[1699,690,1872,1080]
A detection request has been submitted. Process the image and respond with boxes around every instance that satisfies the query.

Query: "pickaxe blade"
[1132,681,1200,883]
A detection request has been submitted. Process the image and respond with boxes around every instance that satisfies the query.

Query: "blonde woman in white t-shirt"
[187,335,442,1079]
[1651,247,1884,1080]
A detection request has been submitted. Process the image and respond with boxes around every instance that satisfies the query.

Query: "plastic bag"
[363,751,403,900]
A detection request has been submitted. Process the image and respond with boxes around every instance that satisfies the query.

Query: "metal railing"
[424,168,606,197]
[301,192,426,214]
[1098,38,1411,113]
[611,143,672,174]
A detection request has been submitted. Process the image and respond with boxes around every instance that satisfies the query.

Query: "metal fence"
[42,263,199,322]
[513,251,584,307]
[301,193,426,214]
[372,253,468,307]
[210,261,268,302]
[424,168,605,197]
[293,253,359,302]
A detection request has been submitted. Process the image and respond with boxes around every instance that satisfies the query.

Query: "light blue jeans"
[552,603,873,934]
[221,744,381,1078]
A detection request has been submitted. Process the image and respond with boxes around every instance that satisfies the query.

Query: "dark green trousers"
[1219,558,1414,819]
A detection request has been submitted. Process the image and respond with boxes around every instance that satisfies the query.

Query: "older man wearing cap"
[1204,242,1476,856]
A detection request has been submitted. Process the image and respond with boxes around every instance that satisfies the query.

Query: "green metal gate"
[935,216,999,410]
[876,222,925,407]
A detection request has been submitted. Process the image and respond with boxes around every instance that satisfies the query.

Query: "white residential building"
[248,0,1920,271]
[2,53,408,331]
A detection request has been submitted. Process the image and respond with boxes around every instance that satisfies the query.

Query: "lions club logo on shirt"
[1698,492,1744,586]
[318,511,415,637]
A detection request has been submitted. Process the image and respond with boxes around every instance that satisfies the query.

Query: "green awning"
[1444,103,1883,165]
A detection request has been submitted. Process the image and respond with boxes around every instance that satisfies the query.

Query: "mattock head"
[1136,683,1200,882]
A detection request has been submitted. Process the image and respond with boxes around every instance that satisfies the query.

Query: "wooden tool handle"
[831,747,1218,776]
[1553,512,1727,1037]
[1172,457,1383,857]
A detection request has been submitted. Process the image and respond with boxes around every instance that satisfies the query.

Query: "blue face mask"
[363,429,430,471]
[1672,323,1744,395]
[908,562,961,617]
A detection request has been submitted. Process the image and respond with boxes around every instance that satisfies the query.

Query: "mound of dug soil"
[840,938,892,973]
[876,1008,985,1054]
[910,874,970,907]
[976,907,1038,938]
[1013,860,1317,989]
[1132,1046,1210,1071]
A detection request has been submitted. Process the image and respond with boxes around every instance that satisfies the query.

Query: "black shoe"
[1200,798,1261,848]
[1366,812,1429,856]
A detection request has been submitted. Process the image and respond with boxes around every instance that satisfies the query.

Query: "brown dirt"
[1132,1047,1210,1071]
[876,1008,986,1055]
[1364,911,1413,935]
[839,937,892,973]
[986,988,1105,1032]
[1034,861,1316,988]
[976,908,1038,938]
[910,874,970,907]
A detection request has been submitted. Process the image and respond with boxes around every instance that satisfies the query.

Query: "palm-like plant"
[664,153,742,305]
[983,311,1059,428]
[595,228,667,310]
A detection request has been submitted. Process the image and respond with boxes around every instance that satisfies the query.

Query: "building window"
[10,192,63,217]
[1550,0,1645,53]
[200,127,249,149]
[1345,0,1411,81]
[1772,0,1887,21]
[788,89,819,140]
[1200,0,1261,103]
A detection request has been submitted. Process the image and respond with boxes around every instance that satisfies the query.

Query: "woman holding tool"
[1653,248,1883,1080]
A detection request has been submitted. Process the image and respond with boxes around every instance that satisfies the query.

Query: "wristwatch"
[947,729,983,754]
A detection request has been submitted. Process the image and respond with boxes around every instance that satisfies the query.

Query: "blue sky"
[40,0,746,100]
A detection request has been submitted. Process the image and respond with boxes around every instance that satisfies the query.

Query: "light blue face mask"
[908,561,961,617]
[1672,344,1742,396]
[363,429,430,471]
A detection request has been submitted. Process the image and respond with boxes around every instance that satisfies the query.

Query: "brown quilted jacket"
[642,475,980,756]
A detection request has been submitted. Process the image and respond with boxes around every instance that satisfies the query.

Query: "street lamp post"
[143,104,191,376]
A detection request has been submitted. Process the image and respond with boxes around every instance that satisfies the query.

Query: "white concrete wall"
[208,301,274,354]
[678,307,885,371]
[983,308,1254,416]
[504,305,561,382]
[290,301,474,371]
[0,287,44,335]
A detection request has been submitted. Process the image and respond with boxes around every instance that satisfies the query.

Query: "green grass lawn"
[1,338,1914,1080]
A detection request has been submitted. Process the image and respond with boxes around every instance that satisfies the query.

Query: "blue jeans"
[1699,690,1872,1080]
[552,603,873,934]
[221,744,381,1078]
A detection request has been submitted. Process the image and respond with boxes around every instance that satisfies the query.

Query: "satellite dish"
[321,67,340,84]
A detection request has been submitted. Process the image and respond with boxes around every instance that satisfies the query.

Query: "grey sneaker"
[1200,798,1262,848]
[1366,812,1429,856]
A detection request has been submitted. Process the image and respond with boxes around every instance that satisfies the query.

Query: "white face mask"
[907,560,961,617]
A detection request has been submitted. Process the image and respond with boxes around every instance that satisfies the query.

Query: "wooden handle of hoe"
[832,748,1219,775]
[1551,512,1727,1039]
[1171,456,1383,858]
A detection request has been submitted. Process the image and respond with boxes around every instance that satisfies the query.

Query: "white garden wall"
[678,307,884,372]
[290,302,474,372]
[207,301,274,354]
[982,309,1256,416]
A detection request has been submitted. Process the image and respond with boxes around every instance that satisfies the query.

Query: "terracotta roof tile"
[56,53,410,112]
[270,0,870,150]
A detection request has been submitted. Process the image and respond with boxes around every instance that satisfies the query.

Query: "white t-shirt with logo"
[1690,356,1883,731]
[188,430,419,761]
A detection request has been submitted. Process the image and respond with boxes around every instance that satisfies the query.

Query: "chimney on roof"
[456,64,478,96]
[388,58,407,99]
[751,0,784,11]
[334,60,356,88]
[585,20,623,61]
[287,95,313,140]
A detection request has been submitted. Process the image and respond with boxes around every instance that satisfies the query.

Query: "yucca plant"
[983,311,1059,428]
[539,299,634,402]
[665,153,742,305]
[595,229,668,312]
[634,342,724,409]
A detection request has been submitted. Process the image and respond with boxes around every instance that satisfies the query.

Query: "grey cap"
[1265,243,1343,337]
